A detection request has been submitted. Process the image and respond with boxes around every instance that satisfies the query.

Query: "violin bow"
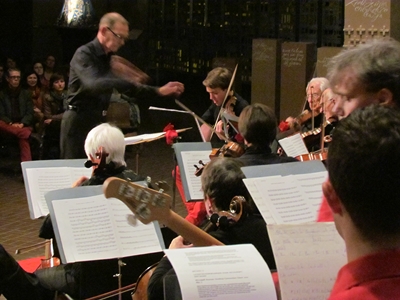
[210,64,238,141]
[175,99,222,142]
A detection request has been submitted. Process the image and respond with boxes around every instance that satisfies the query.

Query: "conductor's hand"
[168,236,193,249]
[158,81,184,98]
[72,176,89,187]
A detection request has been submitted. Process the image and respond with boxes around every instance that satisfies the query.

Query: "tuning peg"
[155,180,170,192]
[126,214,137,226]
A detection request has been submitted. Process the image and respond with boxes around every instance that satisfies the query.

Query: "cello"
[102,178,249,300]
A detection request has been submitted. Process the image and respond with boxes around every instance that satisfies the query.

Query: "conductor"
[60,12,184,159]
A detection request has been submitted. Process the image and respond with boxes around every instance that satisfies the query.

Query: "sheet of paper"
[165,244,277,300]
[51,195,163,263]
[279,133,309,157]
[268,223,346,300]
[180,151,211,200]
[243,177,281,224]
[254,176,315,224]
[26,167,92,218]
[124,132,165,145]
[293,171,327,217]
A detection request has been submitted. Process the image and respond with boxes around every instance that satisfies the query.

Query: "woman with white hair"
[72,123,143,186]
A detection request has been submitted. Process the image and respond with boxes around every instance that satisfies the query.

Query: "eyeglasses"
[107,27,128,42]
[9,76,21,80]
[34,66,43,69]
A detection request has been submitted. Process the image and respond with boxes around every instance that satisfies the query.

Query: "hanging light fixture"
[57,0,97,28]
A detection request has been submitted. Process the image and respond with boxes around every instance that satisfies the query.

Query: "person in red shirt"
[317,39,400,222]
[323,105,400,299]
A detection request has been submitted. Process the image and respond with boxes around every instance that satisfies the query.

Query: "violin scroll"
[210,196,248,229]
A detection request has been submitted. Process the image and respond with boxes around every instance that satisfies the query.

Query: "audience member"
[24,68,44,134]
[40,55,56,89]
[200,67,249,142]
[42,72,67,158]
[33,61,45,85]
[317,38,400,222]
[5,56,17,71]
[324,105,400,299]
[0,68,33,162]
[0,123,146,299]
[148,157,275,300]
[60,12,184,159]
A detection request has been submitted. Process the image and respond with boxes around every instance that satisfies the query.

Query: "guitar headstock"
[103,177,171,224]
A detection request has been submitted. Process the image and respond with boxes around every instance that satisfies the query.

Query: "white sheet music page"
[253,176,315,224]
[279,133,309,157]
[267,223,347,300]
[26,167,92,218]
[165,244,277,300]
[243,177,281,224]
[51,195,163,263]
[180,151,211,200]
[293,171,327,218]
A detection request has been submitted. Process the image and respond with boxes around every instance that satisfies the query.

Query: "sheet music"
[180,151,211,200]
[293,171,327,215]
[51,194,164,263]
[254,176,315,224]
[165,244,277,300]
[243,169,327,224]
[25,166,92,218]
[267,223,347,300]
[243,177,281,224]
[278,133,309,157]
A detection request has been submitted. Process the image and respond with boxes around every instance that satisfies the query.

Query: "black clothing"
[147,214,273,300]
[201,92,248,145]
[237,145,298,166]
[0,245,54,300]
[0,87,33,126]
[61,38,159,159]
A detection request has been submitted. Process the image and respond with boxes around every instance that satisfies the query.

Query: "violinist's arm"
[200,124,212,142]
[215,120,228,141]
[72,176,89,187]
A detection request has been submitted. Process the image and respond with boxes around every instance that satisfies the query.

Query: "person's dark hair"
[328,105,400,242]
[202,67,232,90]
[238,103,277,148]
[49,72,65,90]
[327,39,400,107]
[201,157,250,211]
[23,68,41,88]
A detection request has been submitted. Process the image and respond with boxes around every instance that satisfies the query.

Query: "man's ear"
[322,179,343,215]
[99,26,107,37]
[376,88,394,106]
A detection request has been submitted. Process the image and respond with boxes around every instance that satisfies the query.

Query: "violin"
[209,141,244,158]
[194,141,245,177]
[296,148,328,162]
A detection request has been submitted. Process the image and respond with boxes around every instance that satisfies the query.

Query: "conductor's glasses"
[107,27,128,42]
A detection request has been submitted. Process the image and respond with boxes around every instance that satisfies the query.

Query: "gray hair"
[84,123,126,167]
[307,77,330,93]
[327,39,400,106]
